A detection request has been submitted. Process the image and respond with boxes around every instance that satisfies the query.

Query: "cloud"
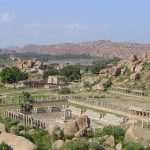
[64,24,81,30]
[0,13,17,23]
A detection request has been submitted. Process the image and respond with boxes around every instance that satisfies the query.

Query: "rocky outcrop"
[0,133,37,150]
[15,58,44,71]
[52,140,64,150]
[64,120,79,137]
[124,126,150,147]
[76,114,90,129]
[64,115,91,138]
[112,66,121,76]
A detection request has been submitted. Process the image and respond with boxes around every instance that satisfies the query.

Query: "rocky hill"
[16,40,150,58]
[88,52,150,91]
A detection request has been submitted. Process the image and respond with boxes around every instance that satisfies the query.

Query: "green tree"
[0,67,28,84]
[60,65,81,81]
[43,66,59,79]
[18,92,34,113]
[18,92,34,134]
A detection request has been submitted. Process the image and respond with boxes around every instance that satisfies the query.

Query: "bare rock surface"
[0,133,37,150]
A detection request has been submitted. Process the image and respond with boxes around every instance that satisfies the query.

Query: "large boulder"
[94,79,111,91]
[76,114,90,129]
[124,126,150,147]
[64,115,91,138]
[52,140,64,150]
[104,135,115,147]
[0,133,37,150]
[75,128,87,137]
[64,120,79,137]
[112,66,121,76]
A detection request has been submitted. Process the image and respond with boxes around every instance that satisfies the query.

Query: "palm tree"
[18,91,34,134]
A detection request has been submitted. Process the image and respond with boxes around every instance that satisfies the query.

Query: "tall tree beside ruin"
[18,92,34,134]
[18,91,34,113]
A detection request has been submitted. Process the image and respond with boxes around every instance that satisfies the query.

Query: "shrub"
[58,87,71,95]
[61,139,89,150]
[102,125,125,140]
[0,142,10,150]
[124,141,144,150]
[0,117,19,132]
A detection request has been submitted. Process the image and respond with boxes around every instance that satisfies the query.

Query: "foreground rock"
[125,126,150,147]
[104,135,115,147]
[64,114,91,138]
[0,133,37,150]
[52,140,64,150]
[115,143,122,150]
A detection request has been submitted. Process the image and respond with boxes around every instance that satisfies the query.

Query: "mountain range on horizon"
[1,40,150,58]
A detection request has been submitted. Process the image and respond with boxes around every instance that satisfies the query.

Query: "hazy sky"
[0,0,150,47]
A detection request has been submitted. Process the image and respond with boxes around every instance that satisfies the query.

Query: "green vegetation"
[23,129,52,150]
[0,67,28,84]
[59,87,71,95]
[0,142,10,150]
[18,91,34,113]
[61,139,89,150]
[102,125,125,140]
[124,66,132,76]
[123,141,144,150]
[43,66,59,79]
[0,117,19,132]
[43,64,81,81]
[85,57,120,74]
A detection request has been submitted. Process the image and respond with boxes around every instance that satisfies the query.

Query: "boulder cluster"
[97,52,150,89]
[15,58,45,73]
[63,114,91,138]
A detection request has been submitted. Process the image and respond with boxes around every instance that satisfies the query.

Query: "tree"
[0,67,28,84]
[18,92,34,134]
[19,92,34,113]
[60,65,81,81]
[43,66,59,79]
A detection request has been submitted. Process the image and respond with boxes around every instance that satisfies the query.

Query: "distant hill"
[0,49,16,54]
[16,40,150,58]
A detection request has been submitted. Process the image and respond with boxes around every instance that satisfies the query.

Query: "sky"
[0,0,150,47]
